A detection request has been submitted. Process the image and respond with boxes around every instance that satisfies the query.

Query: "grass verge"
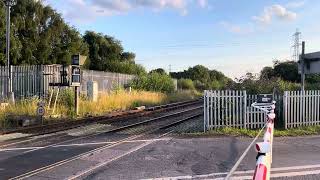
[0,89,200,129]
[185,126,320,137]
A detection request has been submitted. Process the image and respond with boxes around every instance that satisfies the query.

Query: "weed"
[186,126,320,137]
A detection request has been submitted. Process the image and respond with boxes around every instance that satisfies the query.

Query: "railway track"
[0,99,201,136]
[0,102,203,179]
[0,99,201,148]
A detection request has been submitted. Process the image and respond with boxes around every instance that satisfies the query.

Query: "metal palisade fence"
[0,65,62,100]
[0,65,136,100]
[283,90,320,128]
[81,70,135,93]
[203,90,267,130]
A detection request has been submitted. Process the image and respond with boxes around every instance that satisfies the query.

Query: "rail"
[6,106,203,179]
[0,104,203,149]
[0,99,202,135]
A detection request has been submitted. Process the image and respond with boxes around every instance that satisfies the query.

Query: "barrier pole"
[253,102,276,180]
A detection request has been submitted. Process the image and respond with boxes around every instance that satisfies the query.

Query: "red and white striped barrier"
[253,103,276,180]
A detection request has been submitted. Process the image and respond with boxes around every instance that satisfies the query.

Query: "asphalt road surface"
[1,132,320,179]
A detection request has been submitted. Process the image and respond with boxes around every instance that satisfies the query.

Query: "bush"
[194,80,207,91]
[227,78,301,94]
[177,79,195,90]
[52,88,76,117]
[130,72,175,93]
[104,61,146,75]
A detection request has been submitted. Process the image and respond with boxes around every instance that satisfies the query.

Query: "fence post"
[283,91,288,129]
[210,90,213,128]
[203,90,207,132]
[243,91,247,129]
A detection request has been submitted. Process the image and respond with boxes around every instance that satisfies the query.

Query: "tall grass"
[0,98,39,129]
[0,90,199,127]
[79,90,167,116]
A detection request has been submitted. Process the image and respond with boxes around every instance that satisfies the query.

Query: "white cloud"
[219,21,254,34]
[46,0,203,24]
[221,4,298,34]
[134,0,188,15]
[252,4,297,25]
[92,0,132,12]
[63,0,101,23]
[135,0,186,9]
[286,1,306,8]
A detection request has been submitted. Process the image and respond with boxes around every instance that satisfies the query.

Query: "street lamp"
[3,0,16,102]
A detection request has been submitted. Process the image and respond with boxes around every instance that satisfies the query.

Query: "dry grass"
[166,90,201,103]
[0,90,199,127]
[79,90,200,117]
[79,90,167,116]
[0,98,39,117]
[0,98,40,128]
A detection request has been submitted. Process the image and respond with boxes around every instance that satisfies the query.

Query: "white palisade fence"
[283,90,320,129]
[205,90,320,130]
[204,90,267,130]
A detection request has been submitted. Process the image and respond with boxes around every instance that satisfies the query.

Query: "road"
[1,122,320,179]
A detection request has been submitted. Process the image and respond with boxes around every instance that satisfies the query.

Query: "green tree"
[273,61,300,82]
[259,61,320,84]
[121,52,135,62]
[83,31,144,75]
[149,68,166,75]
[260,66,274,80]
[170,65,231,90]
[0,0,88,65]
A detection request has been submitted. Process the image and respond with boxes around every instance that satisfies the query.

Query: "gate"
[246,94,267,129]
[204,90,267,130]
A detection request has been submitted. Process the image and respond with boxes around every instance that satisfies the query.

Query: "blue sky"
[44,0,320,79]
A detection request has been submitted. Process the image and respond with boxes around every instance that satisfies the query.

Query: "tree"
[170,65,231,90]
[260,66,274,80]
[83,31,144,75]
[121,52,135,62]
[273,61,300,82]
[0,0,88,65]
[149,68,166,75]
[260,60,320,84]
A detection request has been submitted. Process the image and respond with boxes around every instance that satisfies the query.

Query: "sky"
[44,0,320,79]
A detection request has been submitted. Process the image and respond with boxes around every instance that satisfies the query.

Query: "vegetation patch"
[0,90,199,129]
[130,72,176,93]
[184,126,320,137]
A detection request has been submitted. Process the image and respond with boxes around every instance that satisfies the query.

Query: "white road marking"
[9,134,145,180]
[213,170,320,180]
[271,164,320,172]
[270,169,320,178]
[0,138,172,152]
[145,164,320,180]
[0,146,42,151]
[68,140,154,180]
[67,131,173,180]
[9,131,173,180]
